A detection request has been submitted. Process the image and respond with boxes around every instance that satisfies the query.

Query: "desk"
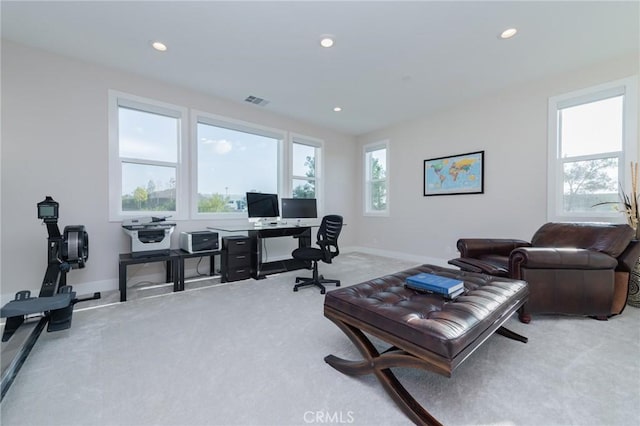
[209,222,319,279]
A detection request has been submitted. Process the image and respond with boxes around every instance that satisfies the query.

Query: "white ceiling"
[2,1,639,135]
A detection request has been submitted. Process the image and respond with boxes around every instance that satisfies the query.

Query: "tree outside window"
[563,158,618,212]
[365,142,388,214]
[550,89,629,220]
[293,155,315,198]
[118,104,180,214]
[292,142,317,199]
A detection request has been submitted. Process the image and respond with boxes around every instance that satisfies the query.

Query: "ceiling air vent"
[244,95,270,107]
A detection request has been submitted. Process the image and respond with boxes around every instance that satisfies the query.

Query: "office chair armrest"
[317,240,339,263]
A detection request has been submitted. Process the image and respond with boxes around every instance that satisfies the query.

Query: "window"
[193,112,284,217]
[291,135,322,199]
[548,77,638,222]
[364,141,389,215]
[110,94,325,221]
[108,91,188,220]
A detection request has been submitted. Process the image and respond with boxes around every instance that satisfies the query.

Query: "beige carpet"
[1,252,639,426]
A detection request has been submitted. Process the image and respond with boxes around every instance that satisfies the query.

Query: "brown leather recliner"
[448,222,640,323]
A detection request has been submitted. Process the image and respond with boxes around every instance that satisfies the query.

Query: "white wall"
[1,41,357,303]
[3,40,638,304]
[354,54,640,263]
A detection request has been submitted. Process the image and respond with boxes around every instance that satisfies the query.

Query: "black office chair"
[292,215,343,294]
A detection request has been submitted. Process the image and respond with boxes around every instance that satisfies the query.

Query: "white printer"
[122,216,175,258]
[179,231,219,253]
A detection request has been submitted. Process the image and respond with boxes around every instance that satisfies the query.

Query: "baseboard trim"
[341,246,451,268]
[1,249,454,306]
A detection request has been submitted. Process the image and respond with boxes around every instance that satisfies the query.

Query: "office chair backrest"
[317,215,343,263]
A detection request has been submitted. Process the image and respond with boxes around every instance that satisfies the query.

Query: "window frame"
[547,77,638,223]
[108,90,189,222]
[363,140,390,217]
[109,93,327,222]
[288,133,324,211]
[191,110,286,220]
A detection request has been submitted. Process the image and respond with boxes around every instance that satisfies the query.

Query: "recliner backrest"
[531,222,634,258]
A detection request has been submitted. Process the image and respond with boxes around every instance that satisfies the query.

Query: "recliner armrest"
[509,247,618,271]
[448,257,509,276]
[617,240,640,272]
[456,238,531,258]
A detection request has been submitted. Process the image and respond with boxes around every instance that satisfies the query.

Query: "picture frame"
[423,150,484,196]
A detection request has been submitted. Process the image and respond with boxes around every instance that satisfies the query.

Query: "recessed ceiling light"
[152,41,167,52]
[333,107,342,112]
[320,37,334,48]
[499,28,518,39]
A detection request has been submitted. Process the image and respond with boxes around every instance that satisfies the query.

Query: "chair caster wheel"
[293,287,298,292]
[321,289,325,295]
[336,283,341,287]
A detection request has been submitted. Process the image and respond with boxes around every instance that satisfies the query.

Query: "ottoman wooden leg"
[324,315,444,426]
[496,326,528,343]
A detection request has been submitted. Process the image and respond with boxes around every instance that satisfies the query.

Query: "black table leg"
[119,263,127,302]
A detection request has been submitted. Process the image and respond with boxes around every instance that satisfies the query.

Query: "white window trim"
[191,110,286,220]
[363,140,390,217]
[288,133,324,215]
[108,90,189,222]
[547,76,638,223]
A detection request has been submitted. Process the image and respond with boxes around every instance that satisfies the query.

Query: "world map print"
[424,151,484,195]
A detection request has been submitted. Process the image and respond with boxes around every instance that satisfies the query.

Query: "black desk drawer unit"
[222,236,252,282]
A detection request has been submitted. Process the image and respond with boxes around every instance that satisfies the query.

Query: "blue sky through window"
[197,123,278,198]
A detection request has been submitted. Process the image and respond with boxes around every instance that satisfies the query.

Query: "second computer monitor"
[281,198,317,219]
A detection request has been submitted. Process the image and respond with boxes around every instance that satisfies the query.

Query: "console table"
[209,222,319,279]
[119,250,221,302]
[118,252,179,302]
[173,249,221,290]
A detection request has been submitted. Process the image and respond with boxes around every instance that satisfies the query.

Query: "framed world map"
[423,151,484,196]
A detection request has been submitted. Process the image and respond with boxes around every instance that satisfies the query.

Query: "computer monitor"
[246,192,280,220]
[281,198,317,219]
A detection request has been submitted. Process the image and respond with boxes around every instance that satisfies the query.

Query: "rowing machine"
[0,196,100,399]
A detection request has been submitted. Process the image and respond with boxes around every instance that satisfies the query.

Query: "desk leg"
[119,263,127,302]
[299,228,312,269]
[173,259,182,292]
[166,260,172,284]
[209,254,216,277]
[253,236,263,279]
[298,228,312,248]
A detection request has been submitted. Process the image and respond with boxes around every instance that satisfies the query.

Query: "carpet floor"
[1,252,639,426]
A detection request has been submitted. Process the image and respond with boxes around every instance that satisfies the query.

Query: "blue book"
[405,273,464,295]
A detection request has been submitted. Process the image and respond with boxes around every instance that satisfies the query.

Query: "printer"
[179,231,219,253]
[122,216,176,258]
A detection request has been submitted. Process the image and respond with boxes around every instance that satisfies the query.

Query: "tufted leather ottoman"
[324,264,529,426]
